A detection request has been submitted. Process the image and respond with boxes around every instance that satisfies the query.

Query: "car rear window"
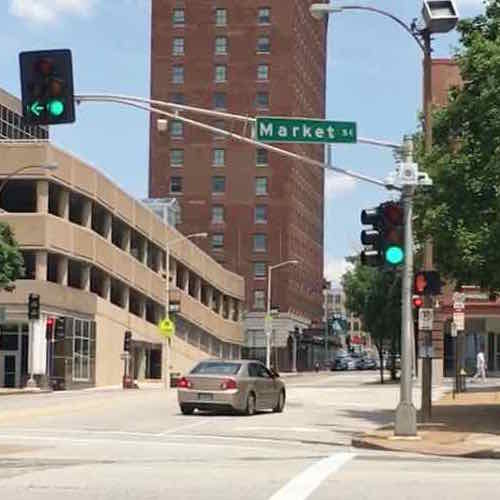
[191,362,241,375]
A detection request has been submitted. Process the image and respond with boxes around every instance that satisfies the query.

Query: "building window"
[255,177,268,196]
[214,120,225,139]
[258,7,271,24]
[254,290,265,310]
[253,234,267,252]
[73,320,91,381]
[212,148,225,167]
[215,8,227,26]
[172,65,184,84]
[255,205,268,223]
[215,65,227,83]
[215,36,228,55]
[214,92,226,110]
[170,149,184,167]
[171,93,185,105]
[212,205,225,223]
[170,120,183,138]
[170,177,183,193]
[212,233,224,249]
[257,36,270,53]
[257,64,269,81]
[212,176,226,194]
[173,37,184,56]
[173,8,185,25]
[256,92,269,109]
[335,295,341,304]
[254,262,266,278]
[256,148,268,166]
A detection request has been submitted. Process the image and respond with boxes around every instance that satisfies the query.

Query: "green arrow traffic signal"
[28,101,44,117]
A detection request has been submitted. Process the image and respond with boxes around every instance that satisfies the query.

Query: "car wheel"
[245,392,256,416]
[180,404,194,415]
[273,390,286,413]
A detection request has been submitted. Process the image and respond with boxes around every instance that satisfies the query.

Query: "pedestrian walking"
[472,350,486,383]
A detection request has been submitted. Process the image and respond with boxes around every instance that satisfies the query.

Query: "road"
[0,371,497,499]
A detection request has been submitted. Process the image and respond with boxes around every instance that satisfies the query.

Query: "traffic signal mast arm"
[74,94,402,192]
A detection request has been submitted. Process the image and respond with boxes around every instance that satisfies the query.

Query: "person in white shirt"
[473,350,486,383]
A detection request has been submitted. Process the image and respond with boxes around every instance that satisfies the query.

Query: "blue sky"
[0,0,486,284]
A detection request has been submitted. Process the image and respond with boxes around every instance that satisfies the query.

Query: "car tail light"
[178,377,192,389]
[220,378,237,390]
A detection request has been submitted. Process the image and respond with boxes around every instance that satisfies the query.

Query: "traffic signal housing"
[28,293,40,320]
[413,295,423,309]
[360,201,405,267]
[19,49,75,125]
[414,271,442,295]
[124,331,132,352]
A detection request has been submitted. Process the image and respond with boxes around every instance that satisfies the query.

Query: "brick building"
[149,1,328,361]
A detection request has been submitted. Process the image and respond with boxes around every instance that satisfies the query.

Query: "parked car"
[386,355,401,371]
[346,356,356,370]
[333,353,349,370]
[177,360,286,416]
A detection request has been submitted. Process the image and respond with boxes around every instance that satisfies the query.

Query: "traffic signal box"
[28,293,40,320]
[414,271,442,296]
[124,331,132,352]
[19,49,75,125]
[360,201,404,267]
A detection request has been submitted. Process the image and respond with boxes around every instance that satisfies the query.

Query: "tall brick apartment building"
[149,1,327,360]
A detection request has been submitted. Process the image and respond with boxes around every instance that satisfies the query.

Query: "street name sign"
[256,117,357,144]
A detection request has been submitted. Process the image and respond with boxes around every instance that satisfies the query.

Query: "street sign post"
[256,117,357,144]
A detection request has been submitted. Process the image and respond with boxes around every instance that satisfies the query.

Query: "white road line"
[268,453,355,500]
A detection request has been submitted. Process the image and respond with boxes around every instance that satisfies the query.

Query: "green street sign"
[256,117,357,144]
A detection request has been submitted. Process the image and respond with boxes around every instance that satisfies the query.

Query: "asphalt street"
[0,372,498,500]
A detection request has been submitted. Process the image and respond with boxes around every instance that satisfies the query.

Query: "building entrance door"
[0,353,18,388]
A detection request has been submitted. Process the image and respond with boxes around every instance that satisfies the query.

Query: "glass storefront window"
[73,319,91,381]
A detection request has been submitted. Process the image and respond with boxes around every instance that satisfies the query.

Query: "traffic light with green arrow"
[19,49,75,125]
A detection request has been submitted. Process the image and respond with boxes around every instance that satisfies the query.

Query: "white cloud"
[9,0,95,24]
[325,171,357,199]
[325,256,352,286]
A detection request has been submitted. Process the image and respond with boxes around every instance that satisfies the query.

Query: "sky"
[0,0,487,285]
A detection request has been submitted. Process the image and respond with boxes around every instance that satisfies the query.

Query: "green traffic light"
[47,99,65,116]
[385,245,404,265]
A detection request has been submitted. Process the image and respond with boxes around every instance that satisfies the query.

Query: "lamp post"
[162,231,207,389]
[310,1,459,434]
[0,164,58,195]
[266,259,299,369]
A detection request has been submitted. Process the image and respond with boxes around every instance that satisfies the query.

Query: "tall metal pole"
[266,267,272,369]
[163,243,170,390]
[421,29,434,422]
[395,137,417,436]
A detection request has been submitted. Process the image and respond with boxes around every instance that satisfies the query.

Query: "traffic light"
[124,331,132,352]
[19,49,75,125]
[414,271,442,295]
[360,201,405,267]
[55,317,66,340]
[28,293,40,320]
[413,295,423,309]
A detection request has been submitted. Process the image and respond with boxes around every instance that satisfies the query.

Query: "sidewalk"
[352,383,500,458]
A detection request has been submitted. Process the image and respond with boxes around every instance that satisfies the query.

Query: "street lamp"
[309,1,459,435]
[0,164,58,195]
[162,231,207,389]
[266,259,299,369]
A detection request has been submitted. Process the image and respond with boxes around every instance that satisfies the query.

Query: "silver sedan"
[177,359,286,416]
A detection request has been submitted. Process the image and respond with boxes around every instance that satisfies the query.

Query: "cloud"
[9,0,95,23]
[325,256,353,286]
[325,170,357,199]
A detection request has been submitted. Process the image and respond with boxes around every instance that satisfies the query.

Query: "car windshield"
[191,362,241,375]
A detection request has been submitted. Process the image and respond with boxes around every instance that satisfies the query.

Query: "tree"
[0,223,25,291]
[341,257,401,383]
[415,1,500,290]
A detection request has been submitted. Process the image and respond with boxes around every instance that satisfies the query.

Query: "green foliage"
[0,223,25,291]
[415,1,500,289]
[341,257,401,382]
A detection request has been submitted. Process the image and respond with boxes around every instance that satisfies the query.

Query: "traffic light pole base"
[395,401,417,436]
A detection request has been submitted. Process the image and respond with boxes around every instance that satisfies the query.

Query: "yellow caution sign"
[158,317,175,339]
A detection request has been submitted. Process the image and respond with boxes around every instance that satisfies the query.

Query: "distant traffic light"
[124,331,132,352]
[28,293,40,320]
[360,201,405,267]
[19,49,75,125]
[414,271,442,295]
